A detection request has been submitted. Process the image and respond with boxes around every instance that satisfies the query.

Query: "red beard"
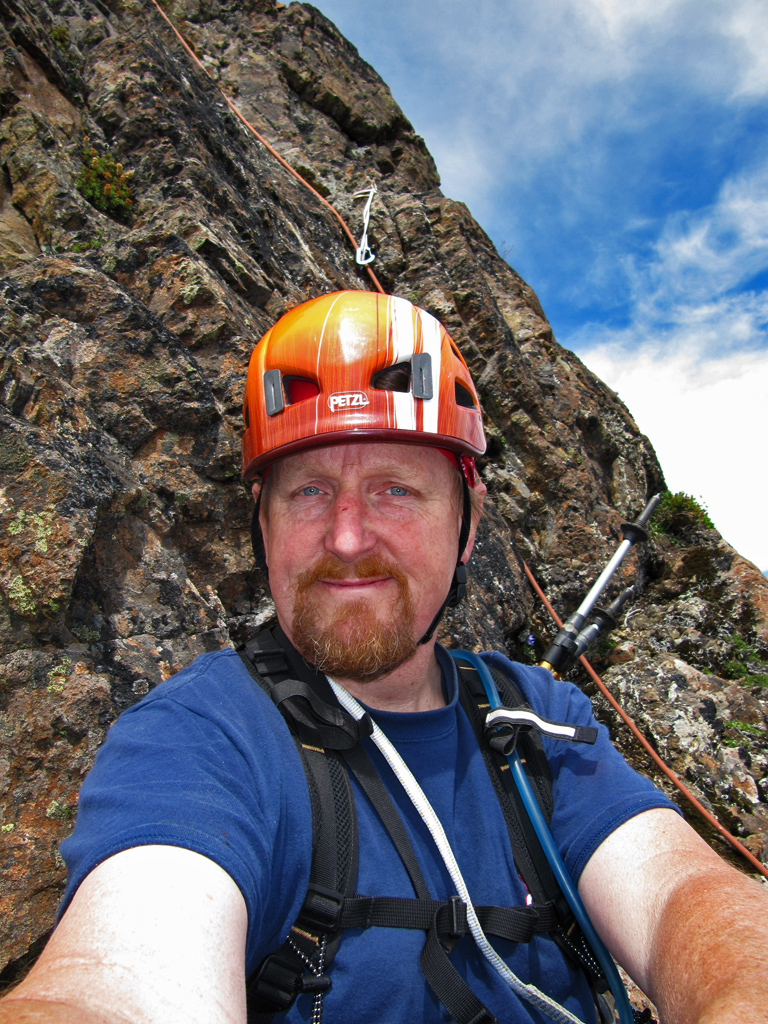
[291,554,417,682]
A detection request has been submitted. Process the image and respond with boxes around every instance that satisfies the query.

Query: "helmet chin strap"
[250,489,268,575]
[417,471,472,646]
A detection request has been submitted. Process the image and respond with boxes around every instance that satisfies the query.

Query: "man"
[1,291,767,1024]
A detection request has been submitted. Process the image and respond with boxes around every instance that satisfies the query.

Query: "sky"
[304,0,768,572]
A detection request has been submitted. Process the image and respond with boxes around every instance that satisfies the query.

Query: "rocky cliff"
[1,0,767,985]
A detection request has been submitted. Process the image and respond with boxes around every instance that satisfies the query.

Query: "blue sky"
[305,0,768,571]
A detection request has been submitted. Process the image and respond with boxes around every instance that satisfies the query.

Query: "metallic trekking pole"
[540,494,661,677]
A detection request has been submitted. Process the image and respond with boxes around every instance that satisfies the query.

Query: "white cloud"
[580,344,768,570]
[588,0,681,35]
[320,0,768,181]
[724,0,768,97]
[652,168,768,299]
[568,161,768,359]
[312,0,768,298]
[572,163,768,570]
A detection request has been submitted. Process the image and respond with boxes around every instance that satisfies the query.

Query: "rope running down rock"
[148,0,386,296]
[522,560,768,882]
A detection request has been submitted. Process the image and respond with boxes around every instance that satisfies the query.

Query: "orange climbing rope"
[522,560,768,881]
[148,0,386,296]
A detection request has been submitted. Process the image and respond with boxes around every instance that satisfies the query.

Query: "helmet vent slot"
[371,362,411,393]
[454,381,476,408]
[263,369,285,416]
[371,355,433,400]
[285,376,320,405]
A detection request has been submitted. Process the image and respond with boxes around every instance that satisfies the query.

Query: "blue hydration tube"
[451,649,634,1024]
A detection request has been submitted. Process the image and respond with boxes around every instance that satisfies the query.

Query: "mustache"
[295,555,405,591]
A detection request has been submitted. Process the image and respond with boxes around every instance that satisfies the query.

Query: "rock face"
[0,0,766,983]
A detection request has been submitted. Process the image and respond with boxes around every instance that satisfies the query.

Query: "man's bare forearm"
[580,809,768,1024]
[650,864,768,1024]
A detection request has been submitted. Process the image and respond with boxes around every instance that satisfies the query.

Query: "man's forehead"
[272,442,455,481]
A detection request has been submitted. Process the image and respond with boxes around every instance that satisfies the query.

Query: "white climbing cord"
[327,678,587,1024]
[353,185,377,265]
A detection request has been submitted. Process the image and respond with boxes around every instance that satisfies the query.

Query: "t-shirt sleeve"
[59,649,312,972]
[480,652,680,881]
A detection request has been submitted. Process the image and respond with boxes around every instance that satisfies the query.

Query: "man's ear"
[460,478,487,564]
[251,480,262,503]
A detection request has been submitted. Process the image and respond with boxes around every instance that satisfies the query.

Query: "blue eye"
[387,486,408,496]
[302,486,322,496]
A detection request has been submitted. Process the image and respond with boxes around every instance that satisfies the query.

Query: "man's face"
[258,443,467,682]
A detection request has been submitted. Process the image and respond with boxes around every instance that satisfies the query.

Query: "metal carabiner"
[353,185,377,265]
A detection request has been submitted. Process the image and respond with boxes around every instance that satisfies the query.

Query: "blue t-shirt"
[60,645,676,1023]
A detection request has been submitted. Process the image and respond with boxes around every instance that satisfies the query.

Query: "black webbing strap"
[456,663,562,908]
[329,892,558,1024]
[339,727,558,1024]
[239,631,359,1023]
[340,740,500,1022]
[338,894,558,941]
[421,928,497,1024]
[341,743,431,901]
[457,662,608,995]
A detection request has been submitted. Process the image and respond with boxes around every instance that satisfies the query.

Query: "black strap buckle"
[248,943,334,1013]
[435,895,467,952]
[272,680,374,750]
[298,883,346,933]
[249,954,303,1013]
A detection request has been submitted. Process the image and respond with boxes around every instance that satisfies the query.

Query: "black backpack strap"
[239,629,359,1023]
[341,744,432,900]
[341,742,503,1022]
[456,660,610,999]
[240,627,373,750]
[339,731,566,1024]
[245,742,357,1023]
[456,663,560,906]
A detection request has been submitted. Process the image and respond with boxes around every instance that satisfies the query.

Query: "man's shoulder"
[135,645,244,698]
[113,645,294,754]
[126,646,268,716]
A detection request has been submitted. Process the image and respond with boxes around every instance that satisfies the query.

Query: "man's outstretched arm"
[0,845,248,1024]
[579,807,768,1024]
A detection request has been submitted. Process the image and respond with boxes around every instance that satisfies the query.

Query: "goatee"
[291,554,417,682]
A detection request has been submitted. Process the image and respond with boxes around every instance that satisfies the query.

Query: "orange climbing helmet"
[241,290,486,480]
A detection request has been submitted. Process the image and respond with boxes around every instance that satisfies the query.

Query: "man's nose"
[324,495,376,562]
